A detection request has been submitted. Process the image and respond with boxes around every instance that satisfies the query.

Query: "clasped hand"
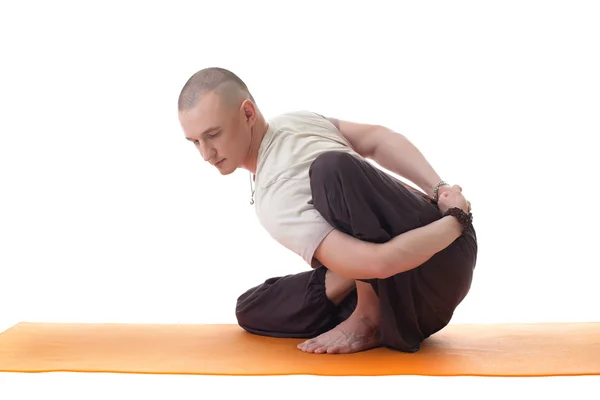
[437,185,471,215]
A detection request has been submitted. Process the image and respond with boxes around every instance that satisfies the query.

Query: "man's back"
[254,110,359,267]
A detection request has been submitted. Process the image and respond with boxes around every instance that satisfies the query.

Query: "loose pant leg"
[309,151,478,352]
[235,266,357,338]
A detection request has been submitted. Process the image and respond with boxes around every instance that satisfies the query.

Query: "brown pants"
[236,151,478,352]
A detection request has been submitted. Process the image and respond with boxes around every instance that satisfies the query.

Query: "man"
[177,67,477,354]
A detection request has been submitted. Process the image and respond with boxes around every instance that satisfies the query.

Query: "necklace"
[249,172,255,205]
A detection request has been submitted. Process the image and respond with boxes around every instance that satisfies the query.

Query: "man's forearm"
[376,216,463,278]
[371,128,443,198]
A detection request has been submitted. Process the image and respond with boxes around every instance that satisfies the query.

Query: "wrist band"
[433,180,450,202]
[443,207,473,231]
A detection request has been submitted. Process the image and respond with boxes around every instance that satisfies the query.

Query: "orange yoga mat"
[1,322,599,377]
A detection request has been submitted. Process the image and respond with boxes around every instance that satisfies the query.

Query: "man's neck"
[243,116,269,175]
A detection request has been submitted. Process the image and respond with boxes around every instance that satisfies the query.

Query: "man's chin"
[216,165,236,175]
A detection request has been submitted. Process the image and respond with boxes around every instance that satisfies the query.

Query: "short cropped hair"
[178,67,256,111]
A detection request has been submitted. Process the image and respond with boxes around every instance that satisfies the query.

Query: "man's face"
[178,92,251,175]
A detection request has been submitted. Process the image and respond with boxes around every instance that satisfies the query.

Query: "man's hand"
[437,185,471,214]
[436,184,457,200]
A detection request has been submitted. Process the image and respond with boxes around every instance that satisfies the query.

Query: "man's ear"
[241,99,256,122]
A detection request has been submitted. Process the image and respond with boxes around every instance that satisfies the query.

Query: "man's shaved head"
[177,67,268,175]
[178,67,256,112]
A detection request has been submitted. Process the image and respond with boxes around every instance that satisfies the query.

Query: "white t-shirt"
[254,110,360,268]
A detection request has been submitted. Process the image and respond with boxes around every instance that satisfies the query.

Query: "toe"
[305,341,324,353]
[326,345,348,354]
[297,339,311,351]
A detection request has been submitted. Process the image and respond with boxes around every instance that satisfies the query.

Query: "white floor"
[1,373,598,400]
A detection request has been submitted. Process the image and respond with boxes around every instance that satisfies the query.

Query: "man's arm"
[313,215,463,280]
[326,117,445,199]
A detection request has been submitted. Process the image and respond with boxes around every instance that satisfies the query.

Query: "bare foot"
[297,311,380,354]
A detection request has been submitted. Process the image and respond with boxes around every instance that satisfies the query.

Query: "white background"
[1,0,598,398]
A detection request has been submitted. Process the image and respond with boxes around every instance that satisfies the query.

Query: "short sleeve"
[256,177,334,268]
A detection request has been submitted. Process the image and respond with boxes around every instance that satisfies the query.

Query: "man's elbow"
[370,246,415,280]
[340,244,398,280]
[369,259,392,280]
[367,245,397,280]
[331,256,386,280]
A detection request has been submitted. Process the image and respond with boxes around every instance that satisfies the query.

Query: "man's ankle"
[354,281,381,325]
[324,270,356,305]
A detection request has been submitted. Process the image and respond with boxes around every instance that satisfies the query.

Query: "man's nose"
[198,142,215,162]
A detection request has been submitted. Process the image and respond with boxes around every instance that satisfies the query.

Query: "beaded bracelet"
[443,207,473,231]
[433,180,450,203]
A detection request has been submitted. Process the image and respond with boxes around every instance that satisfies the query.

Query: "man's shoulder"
[266,110,343,142]
[267,109,325,124]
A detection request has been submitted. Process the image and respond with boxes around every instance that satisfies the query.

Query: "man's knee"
[309,151,358,193]
[310,151,356,179]
[234,281,269,331]
[234,290,252,329]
